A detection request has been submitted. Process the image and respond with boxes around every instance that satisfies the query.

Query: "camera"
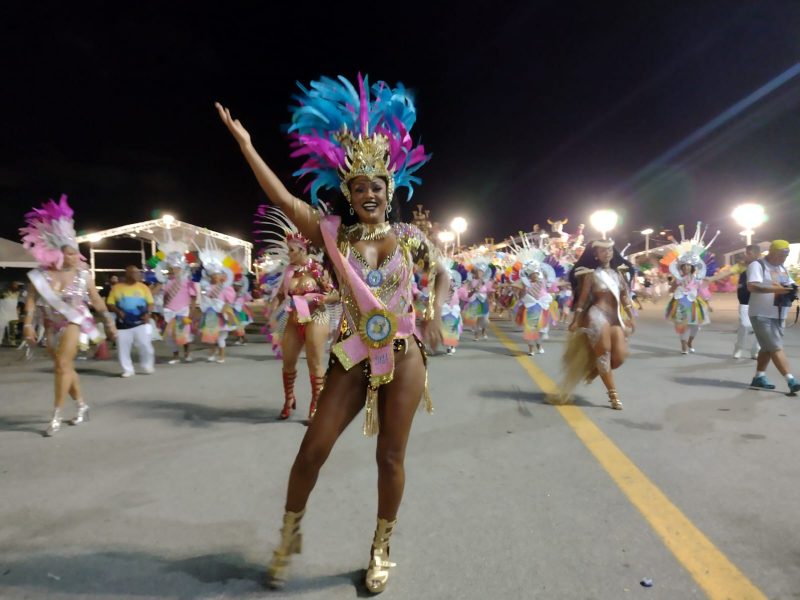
[775,282,799,308]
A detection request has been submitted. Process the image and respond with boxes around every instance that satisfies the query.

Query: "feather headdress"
[287,74,432,205]
[153,229,191,282]
[20,194,79,269]
[254,205,322,299]
[196,237,238,287]
[660,222,720,280]
[508,234,558,283]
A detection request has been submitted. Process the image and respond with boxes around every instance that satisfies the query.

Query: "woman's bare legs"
[281,321,303,372]
[278,321,304,415]
[303,321,328,379]
[592,322,626,408]
[54,325,80,410]
[284,361,367,511]
[375,344,426,519]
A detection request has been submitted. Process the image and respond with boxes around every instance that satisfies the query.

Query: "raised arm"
[215,103,323,248]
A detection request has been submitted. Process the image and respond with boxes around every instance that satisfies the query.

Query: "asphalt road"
[1,294,798,599]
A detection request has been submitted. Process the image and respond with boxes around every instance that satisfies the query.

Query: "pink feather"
[357,73,369,135]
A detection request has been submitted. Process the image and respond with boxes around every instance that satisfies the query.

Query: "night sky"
[3,1,800,253]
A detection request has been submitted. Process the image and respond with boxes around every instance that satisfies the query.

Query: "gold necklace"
[349,222,392,241]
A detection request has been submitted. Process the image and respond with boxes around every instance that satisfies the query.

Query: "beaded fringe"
[362,375,434,438]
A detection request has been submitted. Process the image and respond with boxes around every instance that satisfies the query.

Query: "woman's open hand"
[421,317,444,351]
[215,102,252,148]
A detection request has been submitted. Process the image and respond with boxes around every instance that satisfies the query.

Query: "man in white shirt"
[746,240,800,393]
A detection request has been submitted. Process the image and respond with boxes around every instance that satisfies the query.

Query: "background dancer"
[463,260,493,340]
[155,236,197,364]
[256,206,337,422]
[20,195,117,436]
[558,240,635,410]
[441,267,467,355]
[198,243,238,364]
[663,223,720,355]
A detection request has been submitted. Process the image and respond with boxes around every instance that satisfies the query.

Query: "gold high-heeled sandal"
[267,509,304,589]
[607,389,623,410]
[365,518,397,594]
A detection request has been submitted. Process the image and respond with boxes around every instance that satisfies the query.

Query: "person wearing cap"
[746,240,800,393]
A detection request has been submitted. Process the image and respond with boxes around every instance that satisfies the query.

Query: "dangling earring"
[349,205,354,216]
[386,203,392,219]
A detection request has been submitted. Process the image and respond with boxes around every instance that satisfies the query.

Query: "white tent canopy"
[0,237,37,269]
[75,216,253,281]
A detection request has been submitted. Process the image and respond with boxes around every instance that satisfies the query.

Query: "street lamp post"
[589,209,618,240]
[451,217,468,252]
[437,230,455,256]
[640,228,654,252]
[732,203,766,246]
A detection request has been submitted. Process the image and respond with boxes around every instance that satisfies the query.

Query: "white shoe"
[44,418,61,437]
[215,358,225,364]
[732,349,742,359]
[750,354,758,360]
[688,347,696,354]
[183,356,194,363]
[527,351,535,356]
[168,358,180,365]
[680,350,688,355]
[121,371,135,378]
[537,347,545,354]
[141,367,155,374]
[206,356,217,363]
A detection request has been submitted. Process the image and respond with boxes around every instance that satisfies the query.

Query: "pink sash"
[320,216,415,435]
[291,293,324,322]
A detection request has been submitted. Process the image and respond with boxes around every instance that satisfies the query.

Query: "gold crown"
[336,129,396,201]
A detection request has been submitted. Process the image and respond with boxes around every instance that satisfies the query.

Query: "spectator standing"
[733,244,762,359]
[107,266,155,377]
[747,240,800,393]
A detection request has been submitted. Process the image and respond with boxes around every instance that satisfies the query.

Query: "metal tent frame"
[75,216,253,282]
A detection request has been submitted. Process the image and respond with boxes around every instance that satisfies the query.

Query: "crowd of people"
[7,72,799,594]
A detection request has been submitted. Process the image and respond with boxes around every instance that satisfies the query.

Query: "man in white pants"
[107,266,155,377]
[733,244,762,359]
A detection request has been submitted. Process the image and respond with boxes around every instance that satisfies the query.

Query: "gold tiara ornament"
[336,130,396,202]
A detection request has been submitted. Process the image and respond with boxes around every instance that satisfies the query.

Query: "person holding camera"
[746,239,800,393]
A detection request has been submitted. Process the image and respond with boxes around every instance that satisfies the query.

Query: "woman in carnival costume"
[154,234,197,364]
[20,195,117,436]
[256,205,338,421]
[231,275,254,346]
[556,239,635,410]
[462,258,494,340]
[441,266,467,355]
[663,223,719,355]
[511,244,559,356]
[197,241,238,364]
[216,72,448,593]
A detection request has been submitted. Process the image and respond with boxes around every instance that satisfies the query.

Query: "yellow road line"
[490,322,767,600]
